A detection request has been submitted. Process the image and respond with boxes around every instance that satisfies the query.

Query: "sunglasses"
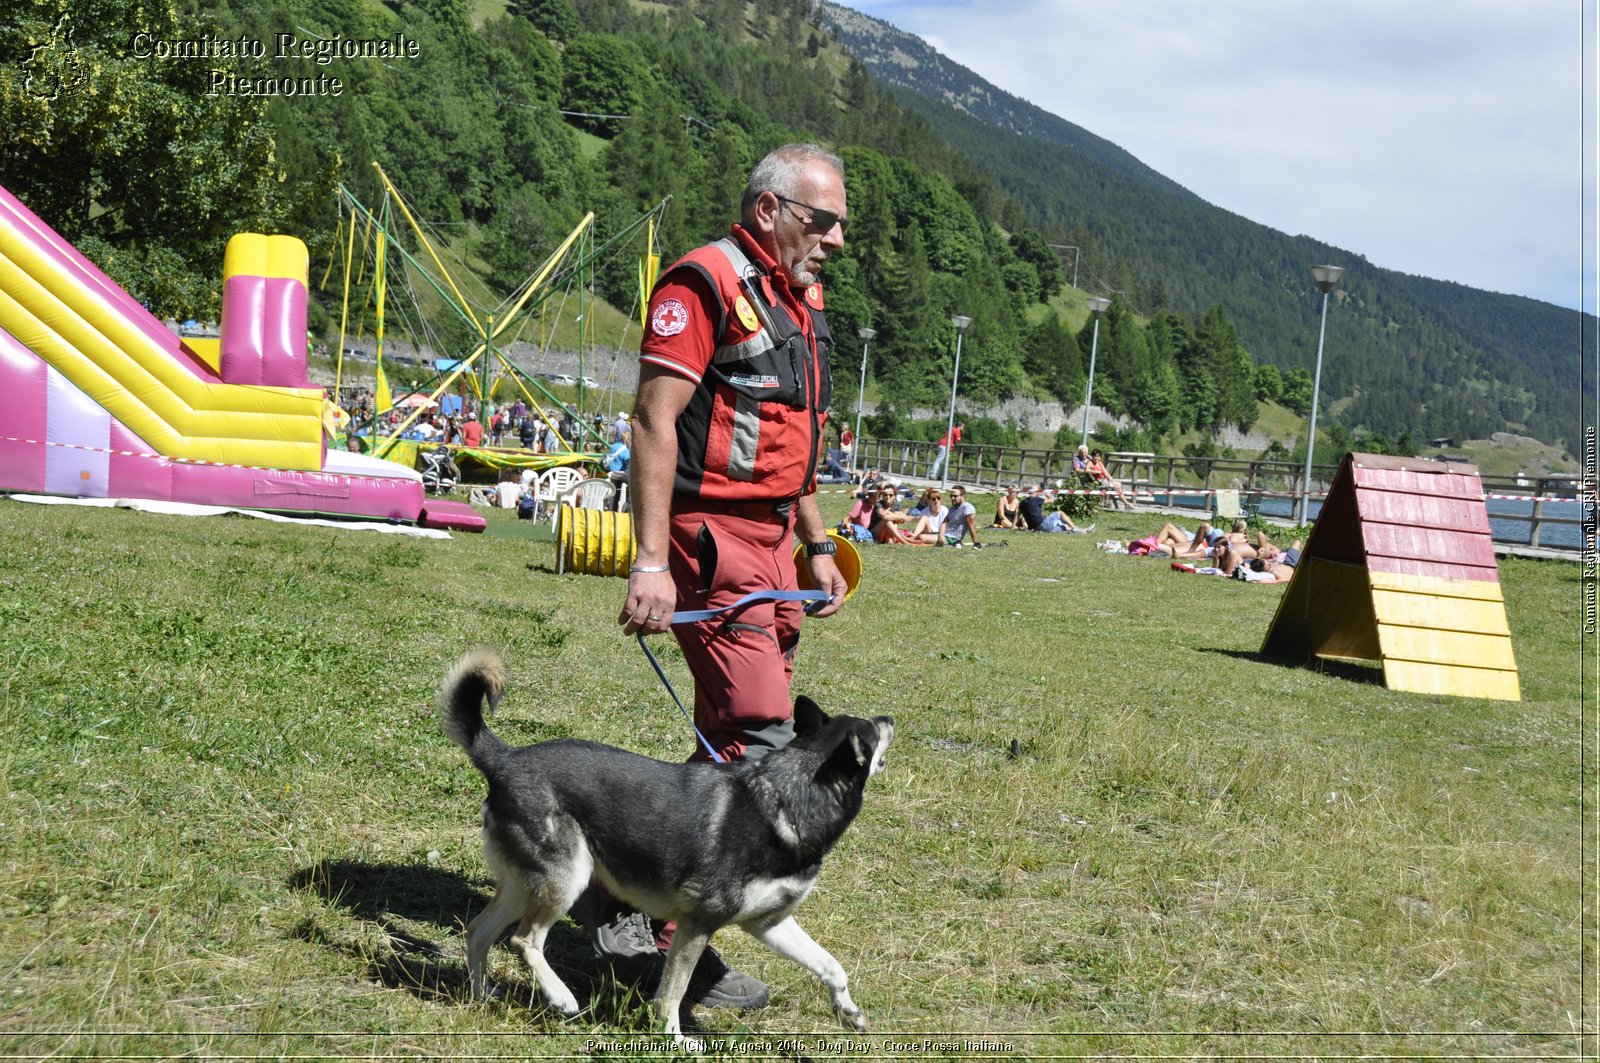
[774,195,848,235]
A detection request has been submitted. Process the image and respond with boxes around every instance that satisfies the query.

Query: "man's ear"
[793,695,829,737]
[750,190,782,236]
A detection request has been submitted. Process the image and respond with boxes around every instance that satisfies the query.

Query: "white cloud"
[843,0,1590,309]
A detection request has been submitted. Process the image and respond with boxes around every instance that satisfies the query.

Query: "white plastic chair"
[550,477,615,531]
[535,466,583,520]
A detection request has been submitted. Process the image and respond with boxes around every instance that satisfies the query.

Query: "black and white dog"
[438,648,894,1048]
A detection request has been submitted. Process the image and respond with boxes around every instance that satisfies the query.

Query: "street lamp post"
[852,327,875,480]
[1300,265,1345,522]
[942,315,972,491]
[1079,296,1112,448]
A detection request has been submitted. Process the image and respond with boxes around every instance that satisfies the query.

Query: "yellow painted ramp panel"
[1371,587,1512,636]
[1383,659,1522,702]
[1375,623,1518,671]
[1369,570,1505,602]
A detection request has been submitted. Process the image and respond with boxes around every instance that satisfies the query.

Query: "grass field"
[0,493,1590,1061]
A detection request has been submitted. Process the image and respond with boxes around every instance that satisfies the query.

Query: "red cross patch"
[652,298,690,337]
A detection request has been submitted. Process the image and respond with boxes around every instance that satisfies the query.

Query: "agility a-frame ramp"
[1260,452,1521,702]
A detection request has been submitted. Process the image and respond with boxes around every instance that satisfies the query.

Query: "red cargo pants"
[668,498,804,764]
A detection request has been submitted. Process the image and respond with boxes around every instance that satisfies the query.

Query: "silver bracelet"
[630,564,670,574]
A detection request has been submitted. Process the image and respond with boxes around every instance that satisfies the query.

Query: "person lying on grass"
[1217,529,1303,577]
[1129,521,1223,558]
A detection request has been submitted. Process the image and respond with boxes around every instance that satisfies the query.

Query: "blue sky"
[843,0,1594,313]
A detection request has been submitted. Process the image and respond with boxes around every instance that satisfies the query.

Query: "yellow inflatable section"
[0,204,323,471]
[224,232,308,282]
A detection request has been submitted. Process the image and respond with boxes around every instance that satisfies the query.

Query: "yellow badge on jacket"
[734,294,760,332]
[805,283,825,310]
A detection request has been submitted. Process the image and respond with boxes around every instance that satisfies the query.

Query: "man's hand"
[804,554,848,618]
[618,569,676,635]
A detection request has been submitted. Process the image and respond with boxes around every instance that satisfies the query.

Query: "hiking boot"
[689,944,770,1010]
[586,905,768,1010]
[589,908,665,987]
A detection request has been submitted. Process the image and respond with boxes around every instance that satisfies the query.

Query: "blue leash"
[636,588,831,764]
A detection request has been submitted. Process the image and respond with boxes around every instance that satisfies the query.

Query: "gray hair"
[741,143,844,220]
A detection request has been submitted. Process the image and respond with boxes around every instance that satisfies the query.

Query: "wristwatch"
[804,539,838,557]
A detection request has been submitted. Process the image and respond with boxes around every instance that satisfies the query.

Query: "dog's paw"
[837,1005,868,1033]
[544,988,581,1018]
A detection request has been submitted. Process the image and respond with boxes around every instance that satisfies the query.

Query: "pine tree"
[1024,314,1082,403]
[1,0,303,317]
[876,225,943,406]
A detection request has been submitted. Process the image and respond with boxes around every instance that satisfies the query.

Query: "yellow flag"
[375,358,393,414]
[322,398,351,436]
[639,252,660,329]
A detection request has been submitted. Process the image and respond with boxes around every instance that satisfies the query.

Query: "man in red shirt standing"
[460,414,484,449]
[598,143,850,1010]
[929,421,963,480]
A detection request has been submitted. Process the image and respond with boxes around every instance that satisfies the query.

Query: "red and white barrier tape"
[0,434,393,481]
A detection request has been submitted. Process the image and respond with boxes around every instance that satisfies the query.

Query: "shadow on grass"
[287,858,645,1024]
[1199,647,1386,686]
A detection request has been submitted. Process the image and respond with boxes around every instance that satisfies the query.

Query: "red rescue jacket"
[645,230,833,502]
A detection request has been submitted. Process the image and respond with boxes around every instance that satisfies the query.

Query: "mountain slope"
[819,1,1586,453]
[819,3,1195,202]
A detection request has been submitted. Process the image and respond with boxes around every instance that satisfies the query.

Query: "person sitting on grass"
[939,485,986,548]
[1017,485,1048,530]
[992,485,1022,528]
[907,486,942,518]
[905,489,949,543]
[839,488,877,542]
[870,484,919,544]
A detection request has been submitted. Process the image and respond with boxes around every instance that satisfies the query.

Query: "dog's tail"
[439,647,509,774]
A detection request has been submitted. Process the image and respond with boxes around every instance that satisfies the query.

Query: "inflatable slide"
[0,183,422,521]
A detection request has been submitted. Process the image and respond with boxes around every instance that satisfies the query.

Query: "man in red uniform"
[597,143,850,1009]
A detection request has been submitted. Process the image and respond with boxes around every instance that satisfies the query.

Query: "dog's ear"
[818,729,869,780]
[793,695,830,737]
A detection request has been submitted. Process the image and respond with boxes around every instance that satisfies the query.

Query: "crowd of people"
[837,472,1111,548]
[344,391,633,456]
[833,469,1302,585]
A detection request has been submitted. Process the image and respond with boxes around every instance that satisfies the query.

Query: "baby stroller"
[420,446,460,494]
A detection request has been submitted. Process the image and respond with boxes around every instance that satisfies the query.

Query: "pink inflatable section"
[0,324,423,520]
[0,184,423,522]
